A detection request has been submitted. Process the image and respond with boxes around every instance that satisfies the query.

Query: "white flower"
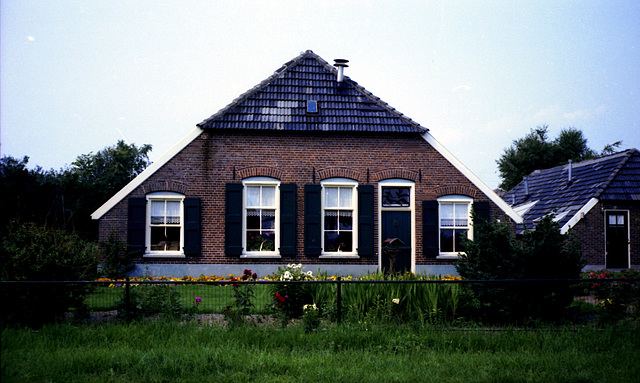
[306,270,313,278]
[392,298,400,304]
[281,271,293,281]
[303,304,317,311]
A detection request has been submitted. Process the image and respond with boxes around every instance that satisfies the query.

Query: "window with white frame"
[322,179,357,254]
[147,192,184,255]
[243,178,279,255]
[438,195,472,255]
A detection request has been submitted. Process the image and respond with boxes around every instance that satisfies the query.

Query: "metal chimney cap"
[334,59,349,67]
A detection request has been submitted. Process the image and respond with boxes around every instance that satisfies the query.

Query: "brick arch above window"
[316,168,364,183]
[237,167,283,180]
[372,169,418,183]
[142,181,188,195]
[434,185,477,198]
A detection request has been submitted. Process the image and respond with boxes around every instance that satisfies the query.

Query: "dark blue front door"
[381,211,411,273]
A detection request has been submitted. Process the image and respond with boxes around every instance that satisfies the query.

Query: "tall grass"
[2,321,638,382]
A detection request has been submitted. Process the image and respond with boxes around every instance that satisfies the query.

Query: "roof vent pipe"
[524,176,529,196]
[334,59,349,82]
[568,159,573,183]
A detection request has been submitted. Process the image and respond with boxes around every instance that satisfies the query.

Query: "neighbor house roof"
[502,149,640,234]
[197,50,426,134]
[92,50,521,222]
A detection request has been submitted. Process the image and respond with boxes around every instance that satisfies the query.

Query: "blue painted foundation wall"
[126,264,460,278]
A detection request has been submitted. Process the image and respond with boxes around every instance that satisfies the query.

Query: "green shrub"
[0,221,98,327]
[456,214,583,323]
[117,283,184,320]
[269,264,314,319]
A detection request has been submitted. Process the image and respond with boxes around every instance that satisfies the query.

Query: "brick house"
[91,50,521,277]
[502,149,640,270]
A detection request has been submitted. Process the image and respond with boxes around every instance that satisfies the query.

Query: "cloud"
[27,36,35,42]
[563,105,607,121]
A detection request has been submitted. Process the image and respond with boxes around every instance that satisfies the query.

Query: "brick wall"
[571,200,640,268]
[98,131,508,267]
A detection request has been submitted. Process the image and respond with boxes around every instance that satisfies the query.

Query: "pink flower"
[195,297,202,304]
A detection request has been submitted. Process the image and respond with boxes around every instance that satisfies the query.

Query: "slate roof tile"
[503,149,640,232]
[197,50,426,134]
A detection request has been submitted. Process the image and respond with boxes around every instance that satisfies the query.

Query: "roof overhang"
[421,132,523,224]
[560,197,599,234]
[91,128,203,220]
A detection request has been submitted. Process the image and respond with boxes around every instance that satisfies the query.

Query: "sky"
[2,1,639,189]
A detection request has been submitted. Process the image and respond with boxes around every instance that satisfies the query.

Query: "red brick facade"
[570,200,640,269]
[98,131,509,271]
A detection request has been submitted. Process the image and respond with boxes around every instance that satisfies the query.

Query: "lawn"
[2,321,638,382]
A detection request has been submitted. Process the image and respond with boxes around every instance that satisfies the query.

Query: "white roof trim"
[421,132,523,223]
[561,197,598,234]
[91,128,203,220]
[512,200,538,216]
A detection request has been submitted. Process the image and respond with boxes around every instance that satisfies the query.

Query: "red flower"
[252,273,258,280]
[275,292,286,307]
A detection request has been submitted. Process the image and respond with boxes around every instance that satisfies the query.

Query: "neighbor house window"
[437,195,472,256]
[146,192,184,256]
[243,178,280,256]
[321,179,357,254]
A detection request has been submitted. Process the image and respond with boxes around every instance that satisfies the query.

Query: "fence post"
[125,277,131,321]
[336,276,342,324]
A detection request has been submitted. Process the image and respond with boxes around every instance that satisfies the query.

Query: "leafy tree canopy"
[0,140,152,240]
[496,125,621,191]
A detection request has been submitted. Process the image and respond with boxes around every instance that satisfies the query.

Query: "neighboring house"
[91,50,521,277]
[503,149,640,270]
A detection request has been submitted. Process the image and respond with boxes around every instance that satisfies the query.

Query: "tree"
[0,140,152,240]
[70,140,152,206]
[497,125,621,191]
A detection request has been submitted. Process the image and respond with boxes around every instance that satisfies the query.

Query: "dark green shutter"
[279,184,297,256]
[128,198,146,254]
[357,185,375,256]
[225,183,243,256]
[473,201,491,224]
[422,200,439,257]
[304,184,322,256]
[183,198,201,255]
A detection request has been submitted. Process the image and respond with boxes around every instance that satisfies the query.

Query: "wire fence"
[1,278,638,327]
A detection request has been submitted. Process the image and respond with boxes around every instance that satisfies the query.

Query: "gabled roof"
[92,50,520,222]
[503,149,640,233]
[197,50,426,134]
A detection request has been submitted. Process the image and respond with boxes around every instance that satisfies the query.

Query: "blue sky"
[2,1,639,189]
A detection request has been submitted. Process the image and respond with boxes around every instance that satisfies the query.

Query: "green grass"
[85,284,275,313]
[3,321,639,382]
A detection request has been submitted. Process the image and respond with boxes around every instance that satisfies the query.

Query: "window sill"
[319,254,361,259]
[144,253,186,258]
[436,254,460,260]
[241,253,282,259]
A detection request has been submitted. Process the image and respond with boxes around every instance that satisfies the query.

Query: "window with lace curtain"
[147,192,184,255]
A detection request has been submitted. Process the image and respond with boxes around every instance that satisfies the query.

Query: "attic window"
[306,100,318,114]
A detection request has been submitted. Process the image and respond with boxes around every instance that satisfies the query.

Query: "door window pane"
[382,187,410,207]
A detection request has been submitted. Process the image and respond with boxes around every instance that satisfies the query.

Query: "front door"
[379,183,414,274]
[605,211,629,269]
[381,211,411,273]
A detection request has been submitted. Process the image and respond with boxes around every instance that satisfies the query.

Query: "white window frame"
[319,178,359,258]
[436,195,473,259]
[145,192,185,258]
[378,179,416,273]
[241,177,281,258]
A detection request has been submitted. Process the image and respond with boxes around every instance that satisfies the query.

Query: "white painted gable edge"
[560,197,598,234]
[91,128,522,224]
[91,128,203,220]
[421,132,523,224]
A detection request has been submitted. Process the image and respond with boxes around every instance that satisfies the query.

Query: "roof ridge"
[197,50,426,132]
